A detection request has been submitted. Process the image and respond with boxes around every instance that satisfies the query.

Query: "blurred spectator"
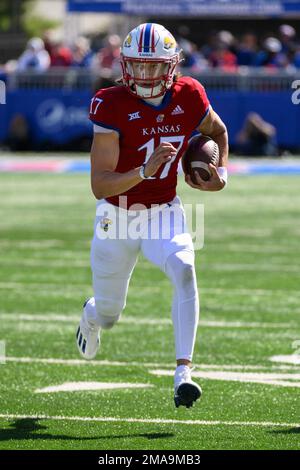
[92,34,121,74]
[208,30,237,71]
[5,114,32,151]
[178,38,208,72]
[236,112,278,156]
[293,44,300,68]
[201,30,219,60]
[17,38,50,72]
[236,33,258,66]
[209,45,237,71]
[254,37,284,68]
[71,37,94,68]
[50,41,73,67]
[6,26,300,73]
[42,30,57,57]
[218,30,236,50]
[279,24,297,54]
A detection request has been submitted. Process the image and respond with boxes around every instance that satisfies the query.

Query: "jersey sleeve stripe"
[196,105,210,128]
[90,119,121,135]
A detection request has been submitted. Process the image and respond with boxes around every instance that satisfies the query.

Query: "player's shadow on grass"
[0,418,100,441]
[134,432,175,440]
[0,419,175,442]
[269,427,300,435]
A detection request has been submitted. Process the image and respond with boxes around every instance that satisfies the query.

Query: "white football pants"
[85,196,199,361]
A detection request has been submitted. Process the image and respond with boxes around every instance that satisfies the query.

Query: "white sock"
[165,251,199,362]
[174,364,192,389]
[84,297,118,330]
[84,297,99,328]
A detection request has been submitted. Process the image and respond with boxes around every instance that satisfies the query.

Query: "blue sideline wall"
[0,89,299,148]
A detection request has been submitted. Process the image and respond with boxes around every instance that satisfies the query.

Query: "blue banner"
[1,90,92,146]
[67,1,123,13]
[67,0,300,16]
[1,88,300,148]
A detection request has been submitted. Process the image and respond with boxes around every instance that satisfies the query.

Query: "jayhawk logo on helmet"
[164,35,176,50]
[124,33,132,48]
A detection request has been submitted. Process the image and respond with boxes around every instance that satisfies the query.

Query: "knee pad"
[94,297,125,329]
[166,251,197,298]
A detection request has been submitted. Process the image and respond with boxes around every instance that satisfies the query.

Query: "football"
[182,135,219,183]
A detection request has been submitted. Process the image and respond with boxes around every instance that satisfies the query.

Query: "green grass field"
[0,171,299,450]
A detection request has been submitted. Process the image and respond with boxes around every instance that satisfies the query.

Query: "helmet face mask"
[121,56,178,99]
[120,23,181,99]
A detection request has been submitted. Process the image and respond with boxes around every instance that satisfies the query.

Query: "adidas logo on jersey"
[171,105,184,115]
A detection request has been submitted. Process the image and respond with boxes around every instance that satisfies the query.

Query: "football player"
[76,23,228,408]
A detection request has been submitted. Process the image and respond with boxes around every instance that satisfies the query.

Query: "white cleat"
[76,300,100,360]
[174,365,202,408]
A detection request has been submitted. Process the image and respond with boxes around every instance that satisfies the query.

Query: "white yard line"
[202,287,300,297]
[1,283,300,301]
[1,259,300,272]
[0,413,298,428]
[0,282,299,295]
[207,263,300,273]
[35,382,153,393]
[1,240,297,253]
[219,244,299,254]
[3,356,300,371]
[0,313,293,329]
[0,260,89,268]
[150,369,300,388]
[197,320,292,329]
[0,240,64,249]
[270,355,300,365]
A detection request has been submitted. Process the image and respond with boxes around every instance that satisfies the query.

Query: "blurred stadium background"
[0,0,300,451]
[1,0,300,155]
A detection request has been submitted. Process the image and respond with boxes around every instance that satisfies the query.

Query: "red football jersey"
[89,76,210,208]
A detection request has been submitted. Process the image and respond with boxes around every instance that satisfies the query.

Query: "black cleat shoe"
[174,382,202,408]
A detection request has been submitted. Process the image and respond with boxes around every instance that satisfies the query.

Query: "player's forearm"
[201,111,229,167]
[210,128,229,167]
[91,167,142,199]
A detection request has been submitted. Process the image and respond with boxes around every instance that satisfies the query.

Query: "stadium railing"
[7,68,93,90]
[5,67,300,91]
